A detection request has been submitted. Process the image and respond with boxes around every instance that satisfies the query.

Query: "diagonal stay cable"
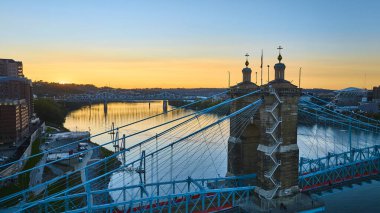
[20,99,263,211]
[0,90,230,170]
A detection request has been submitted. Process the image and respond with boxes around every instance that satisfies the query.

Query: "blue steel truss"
[299,145,380,191]
[22,175,256,213]
[70,186,255,213]
[298,95,380,192]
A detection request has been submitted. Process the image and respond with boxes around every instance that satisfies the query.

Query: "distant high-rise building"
[0,59,24,77]
[0,58,33,147]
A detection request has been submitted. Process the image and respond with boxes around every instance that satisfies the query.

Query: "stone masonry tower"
[228,47,301,203]
[255,47,301,200]
[227,54,260,176]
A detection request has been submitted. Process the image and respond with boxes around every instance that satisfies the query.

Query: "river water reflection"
[64,101,380,212]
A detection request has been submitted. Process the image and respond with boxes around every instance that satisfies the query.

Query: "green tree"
[34,99,66,126]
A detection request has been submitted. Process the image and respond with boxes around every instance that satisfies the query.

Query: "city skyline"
[1,0,379,89]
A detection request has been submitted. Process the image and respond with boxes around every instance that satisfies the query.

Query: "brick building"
[0,100,29,146]
[0,59,33,147]
[0,77,33,119]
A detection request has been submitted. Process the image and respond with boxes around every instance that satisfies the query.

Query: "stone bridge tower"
[228,48,301,205]
[227,54,260,176]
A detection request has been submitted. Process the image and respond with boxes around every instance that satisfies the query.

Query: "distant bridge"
[56,91,206,102]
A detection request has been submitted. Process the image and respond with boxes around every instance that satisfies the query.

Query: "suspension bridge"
[0,52,379,213]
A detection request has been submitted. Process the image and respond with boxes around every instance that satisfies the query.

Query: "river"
[64,101,380,212]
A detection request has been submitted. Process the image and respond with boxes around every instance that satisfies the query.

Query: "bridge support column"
[252,85,301,211]
[227,85,261,177]
[163,100,168,113]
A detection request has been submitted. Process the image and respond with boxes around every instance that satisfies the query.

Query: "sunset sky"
[1,0,379,89]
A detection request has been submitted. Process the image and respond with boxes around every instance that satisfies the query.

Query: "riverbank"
[34,99,93,131]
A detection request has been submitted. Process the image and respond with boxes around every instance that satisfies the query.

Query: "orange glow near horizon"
[19,53,380,90]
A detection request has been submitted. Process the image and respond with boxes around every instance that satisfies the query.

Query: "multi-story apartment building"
[0,100,29,146]
[0,59,32,147]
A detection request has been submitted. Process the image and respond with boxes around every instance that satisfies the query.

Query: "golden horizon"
[21,56,379,90]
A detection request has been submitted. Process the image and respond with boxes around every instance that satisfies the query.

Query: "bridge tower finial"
[242,53,252,83]
[277,46,283,63]
[245,53,250,67]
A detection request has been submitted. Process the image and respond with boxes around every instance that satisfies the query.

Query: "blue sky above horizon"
[1,0,379,89]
